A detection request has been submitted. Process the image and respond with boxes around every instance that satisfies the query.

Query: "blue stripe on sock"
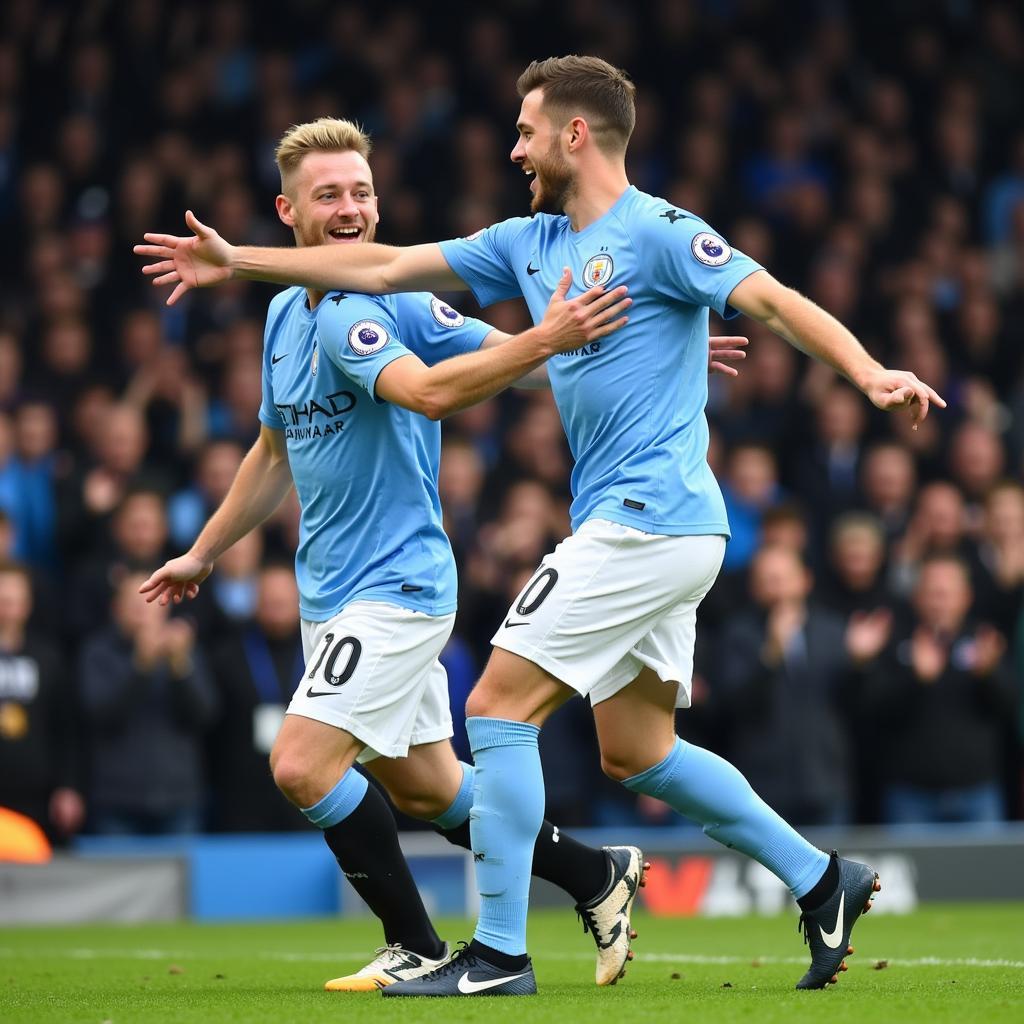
[301,769,368,829]
[431,761,475,831]
[466,716,539,751]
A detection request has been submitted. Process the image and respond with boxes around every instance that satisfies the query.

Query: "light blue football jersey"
[440,186,763,537]
[259,287,491,621]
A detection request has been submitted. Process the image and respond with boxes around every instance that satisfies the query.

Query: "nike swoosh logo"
[526,263,540,276]
[504,619,528,628]
[457,971,528,994]
[819,891,846,949]
[305,687,336,698]
[271,353,288,364]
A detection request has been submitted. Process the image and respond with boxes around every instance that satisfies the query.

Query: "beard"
[530,142,576,214]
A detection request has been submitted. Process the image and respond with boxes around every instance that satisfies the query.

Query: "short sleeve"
[438,218,533,307]
[642,210,764,319]
[391,292,494,365]
[259,294,287,428]
[315,293,411,402]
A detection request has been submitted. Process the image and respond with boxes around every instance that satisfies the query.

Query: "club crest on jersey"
[347,320,390,356]
[430,297,465,328]
[311,340,319,376]
[583,253,614,287]
[691,232,733,267]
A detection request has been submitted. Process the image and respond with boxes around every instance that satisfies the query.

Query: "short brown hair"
[275,118,372,191]
[517,55,636,153]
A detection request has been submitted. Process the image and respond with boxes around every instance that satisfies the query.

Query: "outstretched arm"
[727,271,946,424]
[139,425,293,605]
[136,211,462,305]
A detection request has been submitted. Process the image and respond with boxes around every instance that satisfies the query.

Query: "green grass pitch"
[2,905,1023,1023]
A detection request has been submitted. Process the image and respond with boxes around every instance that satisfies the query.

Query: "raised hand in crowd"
[761,601,807,667]
[844,608,893,665]
[969,624,1007,679]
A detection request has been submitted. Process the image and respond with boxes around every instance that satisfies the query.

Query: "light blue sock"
[466,717,543,955]
[431,761,475,830]
[623,738,828,898]
[300,769,368,829]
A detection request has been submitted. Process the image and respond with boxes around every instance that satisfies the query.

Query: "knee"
[601,749,644,783]
[600,742,671,783]
[271,749,322,809]
[464,682,496,720]
[464,655,562,724]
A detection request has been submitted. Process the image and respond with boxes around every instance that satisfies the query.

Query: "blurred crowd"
[1,0,1023,845]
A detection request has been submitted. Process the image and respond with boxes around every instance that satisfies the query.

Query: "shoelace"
[373,943,409,964]
[576,906,604,939]
[417,941,470,979]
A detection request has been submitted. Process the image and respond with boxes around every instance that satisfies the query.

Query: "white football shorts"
[287,601,456,763]
[491,519,726,707]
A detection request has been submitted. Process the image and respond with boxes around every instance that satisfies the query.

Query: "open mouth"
[328,226,362,241]
[523,168,538,194]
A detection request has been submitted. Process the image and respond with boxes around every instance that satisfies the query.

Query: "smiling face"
[511,89,576,214]
[277,149,379,250]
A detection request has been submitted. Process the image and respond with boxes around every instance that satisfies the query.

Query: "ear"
[566,116,589,152]
[276,193,296,227]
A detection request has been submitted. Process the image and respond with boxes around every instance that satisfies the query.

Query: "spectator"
[889,481,975,597]
[56,402,168,559]
[187,528,264,640]
[438,437,486,565]
[720,442,782,571]
[79,570,218,835]
[818,512,894,619]
[0,562,84,844]
[166,439,244,549]
[859,441,917,545]
[208,564,304,832]
[947,421,1007,525]
[10,400,60,571]
[862,554,1015,825]
[974,481,1024,637]
[715,545,859,826]
[792,382,869,542]
[67,488,170,645]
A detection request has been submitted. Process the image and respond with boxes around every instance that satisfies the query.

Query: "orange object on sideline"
[0,806,52,863]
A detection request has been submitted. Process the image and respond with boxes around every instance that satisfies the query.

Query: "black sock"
[796,851,840,912]
[436,818,610,906]
[467,939,529,972]
[323,781,445,959]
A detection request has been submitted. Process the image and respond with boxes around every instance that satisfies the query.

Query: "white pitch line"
[1,948,1021,969]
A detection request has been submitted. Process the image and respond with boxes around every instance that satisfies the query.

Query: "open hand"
[139,552,213,606]
[845,608,893,664]
[134,211,235,305]
[709,335,748,376]
[539,268,631,353]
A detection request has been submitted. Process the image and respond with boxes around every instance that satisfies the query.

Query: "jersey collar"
[568,185,637,242]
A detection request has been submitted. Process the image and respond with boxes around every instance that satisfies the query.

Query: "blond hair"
[275,118,372,191]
